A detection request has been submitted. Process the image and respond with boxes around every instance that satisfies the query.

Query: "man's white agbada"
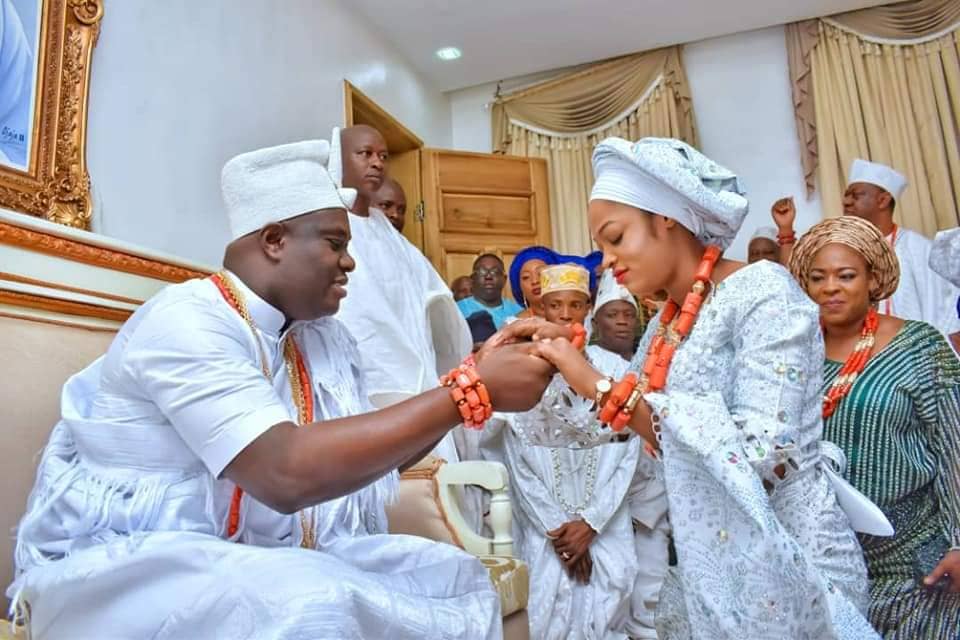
[325,126,474,473]
[6,140,500,639]
[221,139,356,239]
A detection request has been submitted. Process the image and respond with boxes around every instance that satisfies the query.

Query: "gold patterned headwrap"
[789,216,900,303]
[540,263,591,297]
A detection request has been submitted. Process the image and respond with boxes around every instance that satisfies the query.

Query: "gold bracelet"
[622,386,644,415]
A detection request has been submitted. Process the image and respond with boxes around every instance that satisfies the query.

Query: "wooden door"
[388,149,424,251]
[420,149,552,298]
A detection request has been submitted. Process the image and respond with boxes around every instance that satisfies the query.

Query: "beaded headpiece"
[540,264,591,297]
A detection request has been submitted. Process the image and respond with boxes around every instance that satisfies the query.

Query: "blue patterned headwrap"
[510,245,603,306]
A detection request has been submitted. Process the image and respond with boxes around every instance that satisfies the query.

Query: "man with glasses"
[457,254,523,329]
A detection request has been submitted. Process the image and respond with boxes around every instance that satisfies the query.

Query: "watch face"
[597,379,612,393]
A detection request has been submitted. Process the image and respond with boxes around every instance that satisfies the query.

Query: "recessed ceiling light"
[435,47,462,61]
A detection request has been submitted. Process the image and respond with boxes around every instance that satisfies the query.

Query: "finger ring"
[561,552,571,560]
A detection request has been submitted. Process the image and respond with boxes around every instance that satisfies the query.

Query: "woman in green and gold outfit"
[790,216,960,639]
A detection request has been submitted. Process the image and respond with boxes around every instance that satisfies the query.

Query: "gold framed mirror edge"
[0,217,209,283]
[0,0,104,230]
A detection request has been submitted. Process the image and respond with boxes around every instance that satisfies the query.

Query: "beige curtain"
[826,0,960,41]
[786,20,820,196]
[491,48,697,255]
[786,0,960,235]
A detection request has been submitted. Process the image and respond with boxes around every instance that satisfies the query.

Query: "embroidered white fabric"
[590,137,748,250]
[930,227,960,288]
[889,227,960,336]
[8,277,499,639]
[511,261,879,639]
[336,209,488,528]
[493,345,668,639]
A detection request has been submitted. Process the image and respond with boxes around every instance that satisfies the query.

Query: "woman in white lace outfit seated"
[491,137,884,638]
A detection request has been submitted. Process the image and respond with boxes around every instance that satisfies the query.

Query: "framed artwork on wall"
[0,0,103,229]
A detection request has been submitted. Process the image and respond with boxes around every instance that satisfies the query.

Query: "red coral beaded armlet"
[570,323,587,350]
[444,321,584,429]
[440,363,493,430]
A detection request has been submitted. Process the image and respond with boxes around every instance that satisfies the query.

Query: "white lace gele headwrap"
[590,137,749,250]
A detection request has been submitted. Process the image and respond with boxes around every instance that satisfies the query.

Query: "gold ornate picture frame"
[0,0,103,230]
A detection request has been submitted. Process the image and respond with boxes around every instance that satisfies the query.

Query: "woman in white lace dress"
[494,137,881,639]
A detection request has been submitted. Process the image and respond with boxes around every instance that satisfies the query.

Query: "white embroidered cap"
[848,159,908,201]
[595,269,637,312]
[590,137,749,250]
[540,263,591,297]
[221,140,356,240]
[750,226,779,244]
[929,227,960,288]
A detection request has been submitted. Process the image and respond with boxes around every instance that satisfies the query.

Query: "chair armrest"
[437,460,514,557]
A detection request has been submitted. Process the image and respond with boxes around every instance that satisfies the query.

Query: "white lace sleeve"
[511,374,632,449]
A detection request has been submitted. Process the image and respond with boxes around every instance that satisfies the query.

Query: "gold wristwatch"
[594,377,613,407]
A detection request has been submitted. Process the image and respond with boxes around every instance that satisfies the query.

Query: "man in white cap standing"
[7,140,554,639]
[773,159,960,336]
[746,225,780,264]
[326,126,475,475]
[493,263,648,639]
[843,159,959,335]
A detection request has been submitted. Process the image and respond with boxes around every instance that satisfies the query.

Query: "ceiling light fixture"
[435,46,462,61]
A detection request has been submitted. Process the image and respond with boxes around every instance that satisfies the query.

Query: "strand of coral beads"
[605,245,722,432]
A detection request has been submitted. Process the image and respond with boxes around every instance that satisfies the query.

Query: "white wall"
[449,67,570,153]
[684,26,822,261]
[86,0,451,265]
[449,82,498,153]
[447,25,823,261]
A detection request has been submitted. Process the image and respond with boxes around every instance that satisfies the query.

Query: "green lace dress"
[822,320,960,639]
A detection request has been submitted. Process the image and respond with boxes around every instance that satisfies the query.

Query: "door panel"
[436,153,532,193]
[440,194,534,235]
[422,149,552,294]
[388,149,424,252]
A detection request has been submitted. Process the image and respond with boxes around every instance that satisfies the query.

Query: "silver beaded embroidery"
[514,261,877,639]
